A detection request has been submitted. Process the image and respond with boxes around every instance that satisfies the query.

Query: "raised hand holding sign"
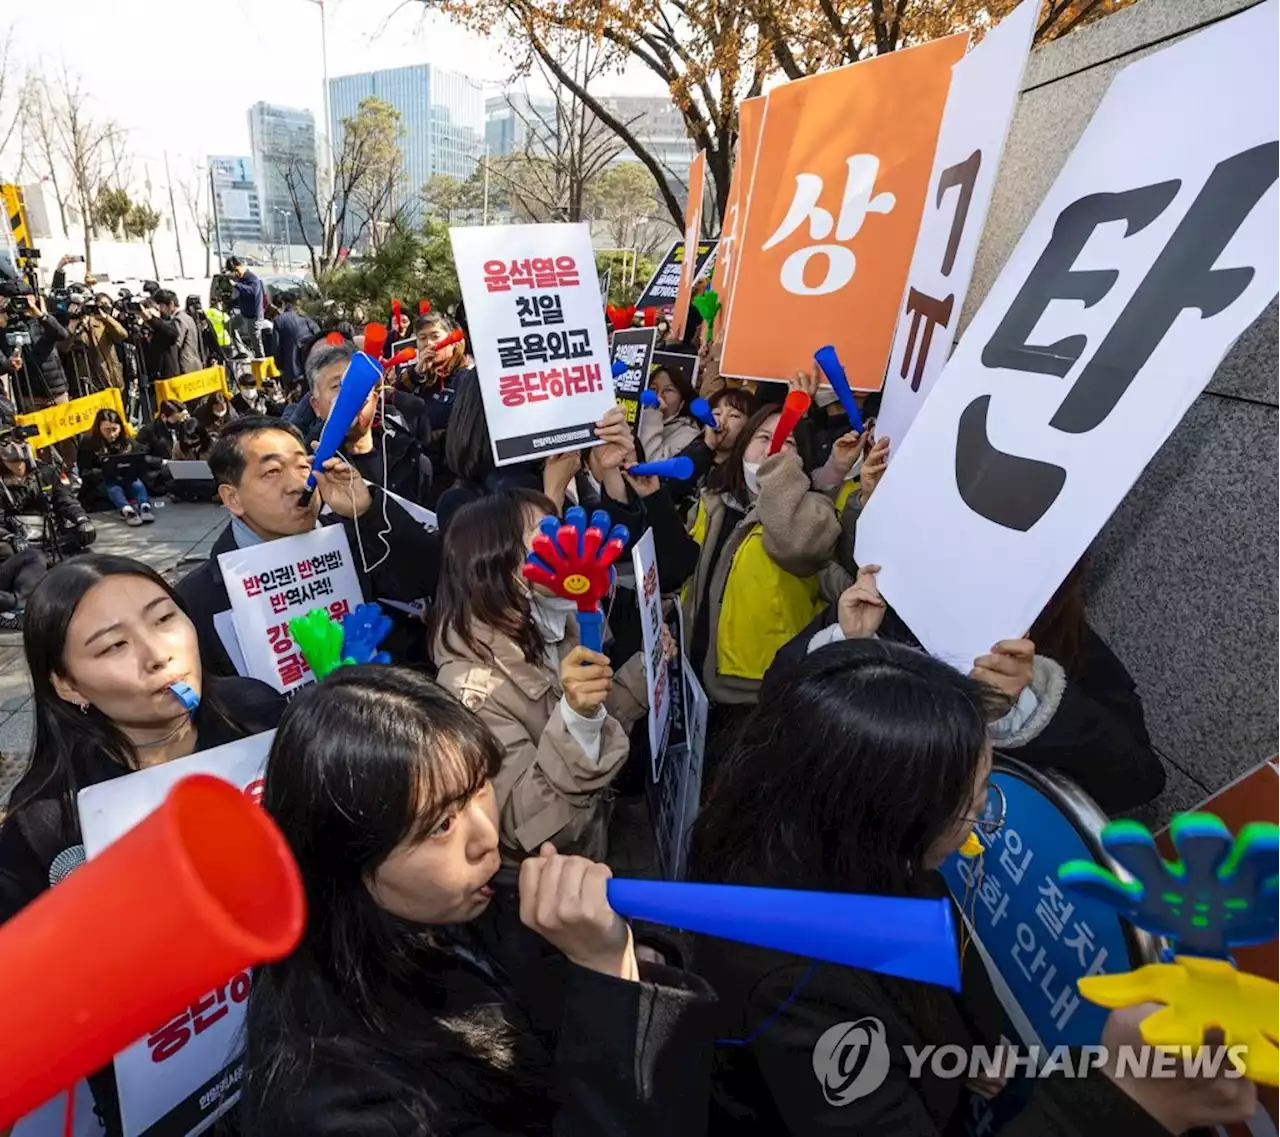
[522,507,630,652]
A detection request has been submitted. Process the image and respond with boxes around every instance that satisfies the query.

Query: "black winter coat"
[764,609,1165,815]
[694,896,1167,1137]
[176,489,441,678]
[5,313,70,399]
[242,891,717,1137]
[1,462,89,529]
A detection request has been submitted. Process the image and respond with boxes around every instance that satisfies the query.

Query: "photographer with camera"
[138,293,180,381]
[59,292,128,391]
[0,292,78,468]
[0,431,95,555]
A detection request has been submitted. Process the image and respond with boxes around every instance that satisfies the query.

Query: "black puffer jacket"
[4,313,70,399]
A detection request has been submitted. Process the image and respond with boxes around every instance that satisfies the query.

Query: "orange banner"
[669,151,707,343]
[721,35,967,388]
[711,96,764,343]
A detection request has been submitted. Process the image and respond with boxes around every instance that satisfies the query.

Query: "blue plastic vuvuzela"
[814,345,864,433]
[611,358,630,379]
[301,352,384,502]
[689,397,717,430]
[609,879,959,989]
[628,456,695,481]
[487,872,960,989]
[640,389,661,409]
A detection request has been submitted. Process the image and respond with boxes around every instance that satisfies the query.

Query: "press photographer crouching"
[0,509,47,633]
[0,428,95,556]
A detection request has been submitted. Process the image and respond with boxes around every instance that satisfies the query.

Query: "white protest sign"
[77,732,276,1137]
[630,528,672,783]
[218,525,364,693]
[877,0,1037,448]
[450,222,616,466]
[649,657,708,881]
[857,0,1280,670]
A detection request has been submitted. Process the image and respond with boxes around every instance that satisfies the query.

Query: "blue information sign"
[939,758,1152,1049]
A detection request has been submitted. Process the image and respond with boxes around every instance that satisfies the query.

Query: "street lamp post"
[305,0,336,232]
[276,210,293,270]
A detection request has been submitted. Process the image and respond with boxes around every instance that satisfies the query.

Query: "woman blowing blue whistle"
[0,555,284,1136]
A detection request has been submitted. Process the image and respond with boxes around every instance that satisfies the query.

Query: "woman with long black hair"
[0,554,283,1133]
[242,665,714,1136]
[690,637,1256,1137]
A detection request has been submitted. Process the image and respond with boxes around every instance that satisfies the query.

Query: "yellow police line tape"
[15,365,232,450]
[15,387,134,450]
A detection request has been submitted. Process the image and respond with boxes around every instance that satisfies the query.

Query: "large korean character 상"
[763,155,898,296]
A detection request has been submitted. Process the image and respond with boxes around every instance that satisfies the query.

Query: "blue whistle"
[168,682,200,717]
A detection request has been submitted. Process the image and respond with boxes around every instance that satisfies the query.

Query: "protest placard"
[710,96,763,329]
[876,0,1037,448]
[76,732,276,1137]
[610,327,659,426]
[649,655,707,882]
[634,239,719,312]
[217,525,364,693]
[857,0,1279,670]
[451,222,616,465]
[631,529,671,783]
[670,153,707,343]
[720,35,967,387]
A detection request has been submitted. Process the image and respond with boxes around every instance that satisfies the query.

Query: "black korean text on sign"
[898,151,982,392]
[609,327,659,426]
[515,295,566,327]
[496,329,593,369]
[959,141,1279,533]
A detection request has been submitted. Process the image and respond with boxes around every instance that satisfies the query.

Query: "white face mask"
[814,385,841,409]
[742,460,761,498]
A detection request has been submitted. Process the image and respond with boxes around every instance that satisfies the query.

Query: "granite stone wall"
[962,0,1277,823]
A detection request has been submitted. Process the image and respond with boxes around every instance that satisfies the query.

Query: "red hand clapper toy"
[522,507,630,652]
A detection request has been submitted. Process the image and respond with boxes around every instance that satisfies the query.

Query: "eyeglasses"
[960,782,1007,837]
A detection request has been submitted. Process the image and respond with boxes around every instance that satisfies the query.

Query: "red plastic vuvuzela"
[386,346,417,369]
[768,390,812,456]
[434,328,465,352]
[0,775,305,1128]
[419,298,431,316]
[391,298,402,327]
[363,322,389,360]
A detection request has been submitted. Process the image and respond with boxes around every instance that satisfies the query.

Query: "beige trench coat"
[435,615,647,863]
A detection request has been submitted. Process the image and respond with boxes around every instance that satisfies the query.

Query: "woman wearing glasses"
[687,622,1255,1134]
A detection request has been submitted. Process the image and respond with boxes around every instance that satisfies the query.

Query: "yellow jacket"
[682,452,839,704]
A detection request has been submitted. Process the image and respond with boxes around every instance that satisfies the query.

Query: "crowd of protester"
[0,263,1258,1137]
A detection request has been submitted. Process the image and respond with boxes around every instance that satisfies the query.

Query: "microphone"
[48,845,86,887]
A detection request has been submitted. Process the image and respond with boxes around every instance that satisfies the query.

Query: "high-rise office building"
[247,102,321,245]
[598,95,696,189]
[485,93,558,157]
[329,64,484,228]
[207,156,263,248]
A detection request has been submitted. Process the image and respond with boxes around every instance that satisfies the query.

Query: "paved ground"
[0,502,229,807]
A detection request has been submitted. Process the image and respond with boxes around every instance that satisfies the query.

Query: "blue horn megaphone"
[628,456,695,481]
[298,352,384,507]
[490,870,960,989]
[814,345,864,433]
